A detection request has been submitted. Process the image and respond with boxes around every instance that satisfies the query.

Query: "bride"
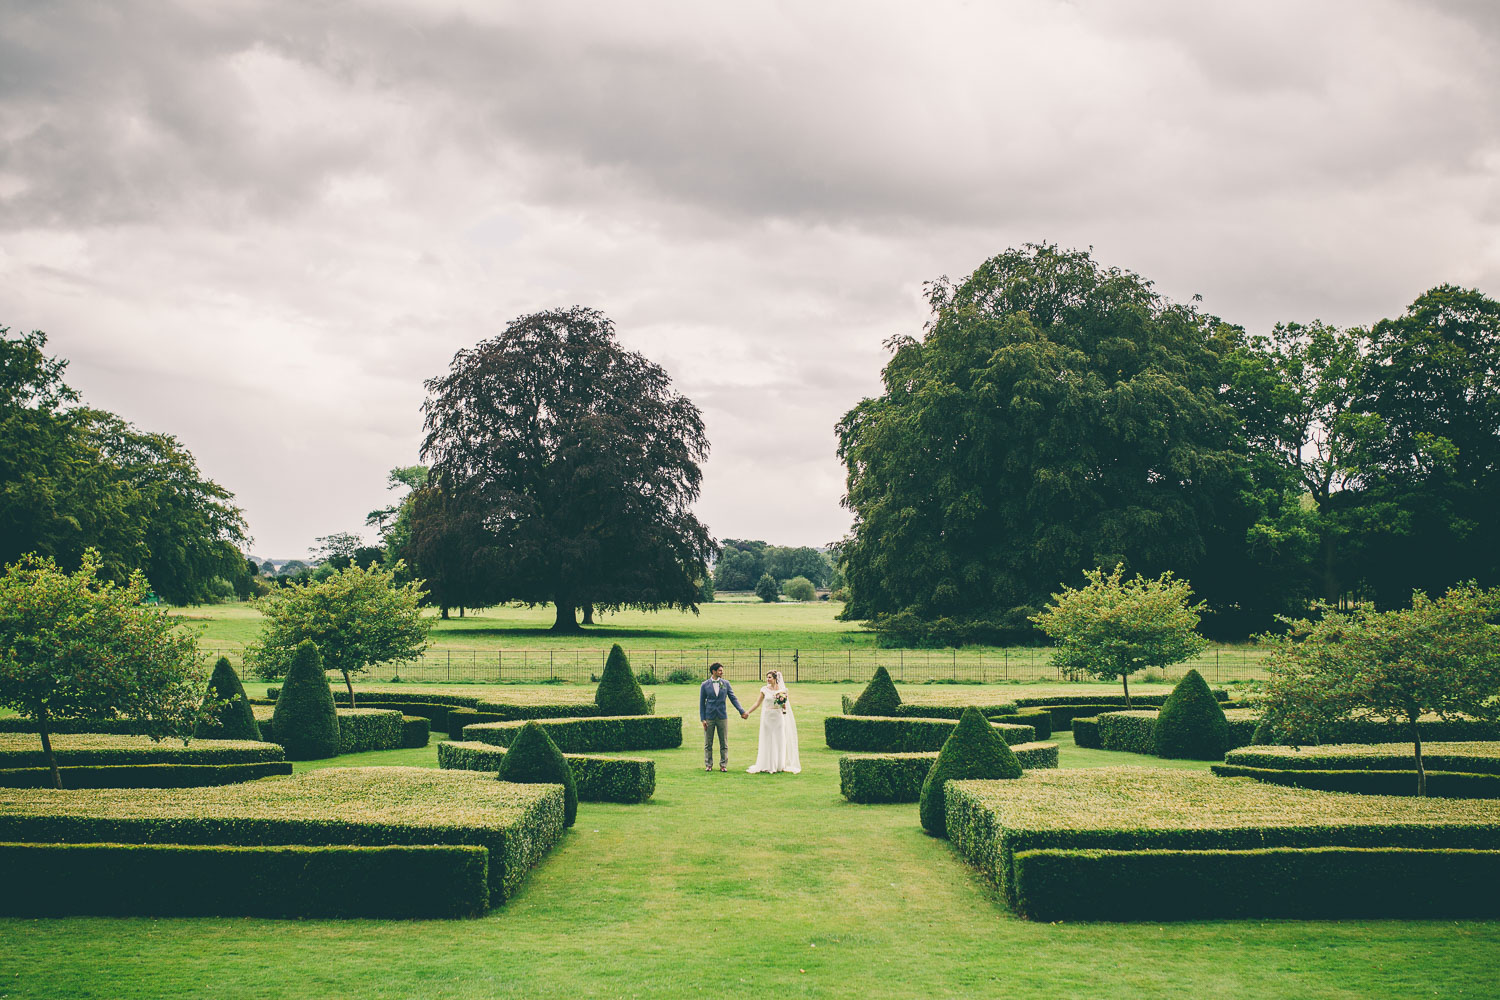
[745,669,800,774]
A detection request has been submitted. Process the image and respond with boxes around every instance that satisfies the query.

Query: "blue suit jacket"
[699,678,744,720]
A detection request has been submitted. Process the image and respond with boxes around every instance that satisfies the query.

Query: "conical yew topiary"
[850,665,901,716]
[193,656,262,741]
[595,644,650,716]
[271,640,339,760]
[1153,668,1229,760]
[495,722,578,827]
[919,706,1022,837]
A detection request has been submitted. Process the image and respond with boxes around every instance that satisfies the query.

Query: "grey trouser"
[704,717,729,768]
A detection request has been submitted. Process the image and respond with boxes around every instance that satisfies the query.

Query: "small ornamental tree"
[0,551,212,788]
[1030,564,1208,708]
[494,721,578,827]
[247,561,430,707]
[919,706,1022,837]
[754,573,781,603]
[783,576,816,602]
[1258,583,1500,796]
[850,665,902,716]
[1152,668,1228,760]
[271,640,339,760]
[193,656,261,741]
[595,644,650,716]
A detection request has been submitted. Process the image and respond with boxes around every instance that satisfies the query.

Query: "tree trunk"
[582,603,595,625]
[344,670,357,710]
[1121,673,1132,710]
[459,606,465,618]
[37,707,61,790]
[440,606,450,620]
[552,600,580,633]
[1411,715,1426,797]
[1320,532,1340,604]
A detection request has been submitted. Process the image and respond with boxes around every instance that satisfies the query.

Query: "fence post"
[1004,647,1008,681]
[550,650,554,681]
[497,649,501,682]
[794,649,799,683]
[899,648,904,682]
[952,648,957,680]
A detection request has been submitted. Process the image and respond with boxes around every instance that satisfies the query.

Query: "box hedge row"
[1211,765,1500,798]
[0,717,222,737]
[838,743,1059,804]
[255,707,407,754]
[1011,846,1500,921]
[0,734,284,768]
[472,692,657,722]
[1225,742,1500,774]
[1012,692,1227,708]
[462,716,684,753]
[400,716,431,749]
[823,716,1035,753]
[267,688,482,709]
[838,695,1017,720]
[0,767,563,904]
[439,741,656,804]
[1071,717,1101,748]
[0,841,489,918]
[1095,710,1260,756]
[0,762,293,789]
[988,711,1052,741]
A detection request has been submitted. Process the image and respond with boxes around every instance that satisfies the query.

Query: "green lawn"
[0,682,1493,999]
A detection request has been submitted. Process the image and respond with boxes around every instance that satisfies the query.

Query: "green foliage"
[765,547,834,588]
[1210,765,1500,798]
[782,576,817,602]
[1070,717,1101,748]
[255,706,404,755]
[1153,669,1229,759]
[399,715,430,749]
[494,722,578,828]
[987,711,1052,741]
[754,573,781,603]
[665,667,699,684]
[824,715,1035,753]
[0,734,283,767]
[463,716,684,753]
[0,550,211,786]
[712,539,767,591]
[270,641,339,760]
[920,707,1022,837]
[1093,709,1259,756]
[439,741,655,804]
[0,762,292,788]
[840,743,1057,804]
[1226,742,1500,774]
[1258,583,1500,794]
[194,657,261,741]
[849,665,902,716]
[594,644,650,716]
[1030,564,1208,705]
[247,562,431,706]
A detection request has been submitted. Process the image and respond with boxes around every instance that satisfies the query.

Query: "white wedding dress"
[747,685,801,773]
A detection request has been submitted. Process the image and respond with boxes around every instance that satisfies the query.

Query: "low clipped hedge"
[0,762,293,789]
[1225,742,1500,775]
[1013,692,1227,708]
[0,717,172,736]
[838,695,1017,720]
[1011,846,1500,921]
[255,707,406,754]
[0,734,284,768]
[1071,717,1101,749]
[989,711,1052,741]
[839,743,1059,804]
[472,692,657,723]
[0,842,490,918]
[1211,765,1500,798]
[401,716,431,749]
[439,741,656,804]
[823,716,1035,753]
[267,688,483,709]
[1095,710,1260,756]
[462,716,684,753]
[0,767,564,904]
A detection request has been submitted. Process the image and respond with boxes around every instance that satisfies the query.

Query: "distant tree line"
[712,539,838,591]
[837,244,1500,644]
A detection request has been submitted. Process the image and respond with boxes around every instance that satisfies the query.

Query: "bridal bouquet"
[773,692,788,714]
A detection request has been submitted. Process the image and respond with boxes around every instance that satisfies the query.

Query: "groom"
[699,662,746,772]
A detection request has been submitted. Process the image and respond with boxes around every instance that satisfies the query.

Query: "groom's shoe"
[719,765,727,772]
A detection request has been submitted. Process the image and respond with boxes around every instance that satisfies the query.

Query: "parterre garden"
[1,648,1499,999]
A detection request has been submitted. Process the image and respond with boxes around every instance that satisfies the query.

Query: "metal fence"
[209,645,1269,686]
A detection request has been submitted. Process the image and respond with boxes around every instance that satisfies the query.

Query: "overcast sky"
[3,1,1498,558]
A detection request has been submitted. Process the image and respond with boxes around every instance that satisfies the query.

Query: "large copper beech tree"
[420,307,714,632]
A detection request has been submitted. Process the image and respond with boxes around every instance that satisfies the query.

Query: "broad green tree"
[247,562,431,707]
[764,546,834,588]
[783,576,816,601]
[713,540,768,591]
[1257,584,1500,796]
[754,573,781,603]
[0,550,210,787]
[421,307,714,631]
[1030,564,1208,707]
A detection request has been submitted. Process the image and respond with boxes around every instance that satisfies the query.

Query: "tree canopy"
[420,307,714,631]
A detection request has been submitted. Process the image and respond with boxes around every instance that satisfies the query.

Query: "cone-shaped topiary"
[919,706,1022,837]
[850,665,901,716]
[193,656,261,741]
[495,721,578,827]
[271,640,339,760]
[595,644,650,716]
[1153,668,1230,760]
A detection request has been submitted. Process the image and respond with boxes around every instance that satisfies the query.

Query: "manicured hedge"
[0,767,563,904]
[255,707,406,754]
[1013,692,1227,708]
[439,741,656,804]
[1095,710,1260,756]
[0,762,293,789]
[838,695,1018,720]
[1224,742,1500,775]
[839,743,1059,804]
[1011,846,1500,921]
[0,734,284,769]
[0,717,149,736]
[988,711,1052,741]
[1211,765,1500,798]
[823,716,1035,753]
[401,716,431,749]
[462,716,684,753]
[943,768,1500,913]
[268,688,483,709]
[0,842,490,918]
[471,692,657,723]
[1071,717,1100,749]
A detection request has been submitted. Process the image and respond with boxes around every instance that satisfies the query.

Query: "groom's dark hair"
[708,662,724,676]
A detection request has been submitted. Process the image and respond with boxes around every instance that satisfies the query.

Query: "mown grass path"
[1,685,1496,999]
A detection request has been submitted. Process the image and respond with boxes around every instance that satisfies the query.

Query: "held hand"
[702,720,709,730]
[741,711,749,719]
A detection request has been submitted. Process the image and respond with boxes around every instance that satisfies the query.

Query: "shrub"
[824,715,1035,753]
[920,707,1022,837]
[635,670,658,686]
[1071,717,1101,748]
[0,734,283,768]
[839,743,1058,804]
[271,641,339,760]
[0,842,490,919]
[463,716,684,753]
[1210,765,1500,798]
[0,762,293,788]
[494,722,577,828]
[1153,669,1229,760]
[988,711,1052,741]
[665,667,699,684]
[332,709,404,754]
[194,657,261,742]
[594,645,650,716]
[783,576,816,602]
[839,698,1020,721]
[849,666,902,716]
[400,715,431,749]
[439,741,656,804]
[754,573,780,602]
[1224,742,1500,775]
[1095,710,1259,756]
